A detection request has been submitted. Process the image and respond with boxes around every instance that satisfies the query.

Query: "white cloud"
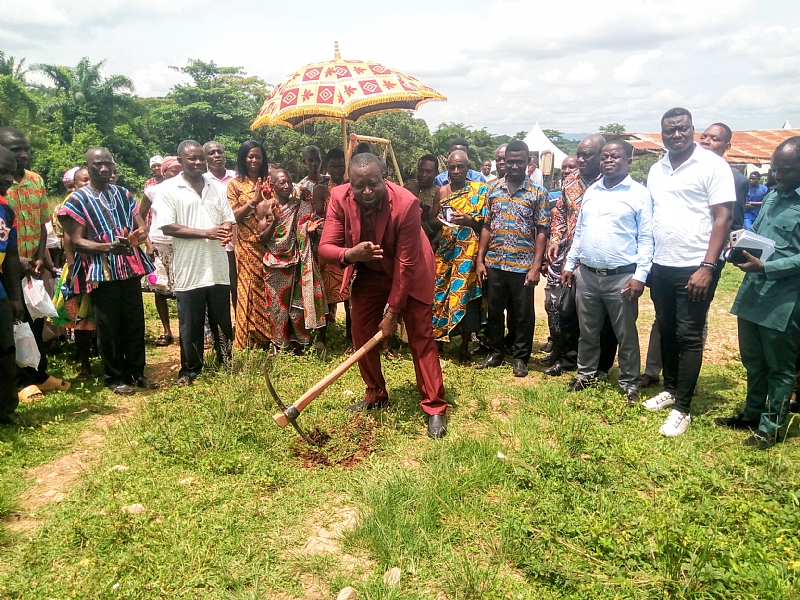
[130,62,188,97]
[500,78,531,93]
[568,62,600,83]
[2,0,799,134]
[613,50,663,84]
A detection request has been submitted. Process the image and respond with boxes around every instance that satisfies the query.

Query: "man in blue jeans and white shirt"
[643,107,734,437]
[562,140,653,406]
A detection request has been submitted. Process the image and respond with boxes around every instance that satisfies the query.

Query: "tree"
[629,153,659,184]
[149,59,271,152]
[431,123,509,172]
[542,128,578,155]
[0,51,37,128]
[599,123,626,135]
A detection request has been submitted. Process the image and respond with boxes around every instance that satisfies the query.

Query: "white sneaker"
[659,410,691,437]
[642,391,675,412]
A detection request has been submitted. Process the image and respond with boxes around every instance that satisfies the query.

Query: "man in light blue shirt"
[434,138,487,186]
[562,140,654,403]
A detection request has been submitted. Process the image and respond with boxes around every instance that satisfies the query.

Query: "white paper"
[734,230,776,263]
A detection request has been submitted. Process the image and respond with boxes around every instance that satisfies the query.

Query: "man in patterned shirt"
[476,140,549,377]
[0,127,70,395]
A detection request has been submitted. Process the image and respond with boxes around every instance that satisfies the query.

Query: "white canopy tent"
[523,122,568,168]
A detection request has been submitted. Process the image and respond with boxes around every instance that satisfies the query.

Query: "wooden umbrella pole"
[388,142,404,186]
[342,117,349,175]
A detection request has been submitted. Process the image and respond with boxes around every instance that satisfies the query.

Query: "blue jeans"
[744,209,760,230]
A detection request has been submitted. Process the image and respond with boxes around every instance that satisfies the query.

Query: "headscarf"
[161,156,179,177]
[62,166,80,183]
[150,155,164,168]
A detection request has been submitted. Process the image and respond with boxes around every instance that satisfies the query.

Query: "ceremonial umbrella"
[251,43,446,170]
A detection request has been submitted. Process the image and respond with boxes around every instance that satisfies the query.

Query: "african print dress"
[263,194,326,350]
[318,180,351,305]
[227,177,272,349]
[432,181,488,341]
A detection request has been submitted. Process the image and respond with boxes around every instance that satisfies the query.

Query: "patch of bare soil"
[5,402,138,533]
[291,413,378,469]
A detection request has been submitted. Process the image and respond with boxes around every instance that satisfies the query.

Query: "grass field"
[2,266,800,599]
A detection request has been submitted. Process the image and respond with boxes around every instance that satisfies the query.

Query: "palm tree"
[0,51,29,81]
[0,51,36,126]
[34,57,134,138]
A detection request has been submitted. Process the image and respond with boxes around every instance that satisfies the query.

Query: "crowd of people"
[0,106,799,447]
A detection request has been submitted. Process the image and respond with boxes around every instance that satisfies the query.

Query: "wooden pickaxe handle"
[273,330,385,428]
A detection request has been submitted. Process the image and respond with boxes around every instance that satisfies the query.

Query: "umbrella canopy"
[251,43,446,130]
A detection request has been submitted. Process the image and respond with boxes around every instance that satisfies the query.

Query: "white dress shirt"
[565,175,654,283]
[647,143,735,267]
[156,174,236,292]
[146,181,173,246]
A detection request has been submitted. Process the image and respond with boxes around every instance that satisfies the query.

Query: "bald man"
[431,150,488,360]
[319,153,447,438]
[59,147,156,395]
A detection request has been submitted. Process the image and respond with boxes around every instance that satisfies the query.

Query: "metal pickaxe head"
[262,366,322,447]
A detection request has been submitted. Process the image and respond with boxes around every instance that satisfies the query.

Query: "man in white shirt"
[642,108,734,437]
[203,140,237,310]
[527,153,544,187]
[563,141,653,405]
[158,140,236,385]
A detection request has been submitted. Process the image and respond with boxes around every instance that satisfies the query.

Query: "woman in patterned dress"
[257,169,326,353]
[228,141,272,349]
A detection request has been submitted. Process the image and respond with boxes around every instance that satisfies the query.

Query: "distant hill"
[564,133,591,141]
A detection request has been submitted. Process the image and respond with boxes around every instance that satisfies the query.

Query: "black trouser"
[0,298,19,418]
[15,301,49,389]
[486,268,534,363]
[558,306,617,372]
[91,277,147,386]
[649,263,721,414]
[176,284,232,379]
[227,250,237,314]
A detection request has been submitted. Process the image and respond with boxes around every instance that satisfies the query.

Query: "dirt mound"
[291,413,378,469]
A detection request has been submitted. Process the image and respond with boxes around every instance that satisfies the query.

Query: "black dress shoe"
[111,383,135,396]
[567,376,595,392]
[625,388,640,407]
[136,376,158,389]
[714,413,759,431]
[539,354,558,367]
[789,399,800,414]
[477,355,503,369]
[540,340,553,354]
[639,374,660,389]
[427,414,446,439]
[347,398,389,412]
[743,431,775,450]
[544,362,563,377]
[513,359,528,378]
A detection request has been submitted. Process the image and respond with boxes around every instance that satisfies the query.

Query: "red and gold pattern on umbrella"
[252,58,446,129]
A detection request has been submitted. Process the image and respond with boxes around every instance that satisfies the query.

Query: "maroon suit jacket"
[318,181,435,312]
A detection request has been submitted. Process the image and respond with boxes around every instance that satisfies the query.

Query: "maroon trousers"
[350,269,446,415]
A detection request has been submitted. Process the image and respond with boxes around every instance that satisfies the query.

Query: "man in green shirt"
[716,137,800,449]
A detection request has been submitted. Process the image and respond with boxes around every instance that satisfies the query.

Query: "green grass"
[2,267,800,599]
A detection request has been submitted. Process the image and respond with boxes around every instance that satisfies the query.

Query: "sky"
[3,0,800,136]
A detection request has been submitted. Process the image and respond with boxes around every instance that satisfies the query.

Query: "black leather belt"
[584,264,636,276]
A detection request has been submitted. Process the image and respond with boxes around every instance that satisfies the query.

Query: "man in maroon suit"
[319,152,447,438]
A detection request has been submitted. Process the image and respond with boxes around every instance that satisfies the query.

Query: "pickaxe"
[264,331,384,445]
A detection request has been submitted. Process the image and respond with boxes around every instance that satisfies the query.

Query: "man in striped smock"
[59,147,156,396]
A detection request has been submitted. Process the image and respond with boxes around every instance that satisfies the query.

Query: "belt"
[584,264,636,276]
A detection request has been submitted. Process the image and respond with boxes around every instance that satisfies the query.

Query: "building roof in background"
[620,129,800,165]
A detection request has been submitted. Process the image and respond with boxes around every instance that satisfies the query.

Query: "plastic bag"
[146,257,169,292]
[14,322,41,369]
[22,276,58,319]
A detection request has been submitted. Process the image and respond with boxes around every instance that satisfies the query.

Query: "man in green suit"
[716,137,800,449]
